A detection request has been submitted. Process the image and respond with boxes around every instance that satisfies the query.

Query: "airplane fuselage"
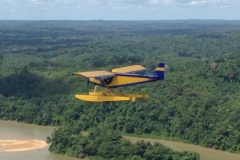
[89,73,159,88]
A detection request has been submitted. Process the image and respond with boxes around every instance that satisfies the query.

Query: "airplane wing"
[111,65,146,73]
[73,71,115,78]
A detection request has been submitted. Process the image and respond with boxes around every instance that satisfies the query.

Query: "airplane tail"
[154,62,165,80]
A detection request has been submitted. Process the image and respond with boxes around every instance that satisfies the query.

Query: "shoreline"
[0,140,48,152]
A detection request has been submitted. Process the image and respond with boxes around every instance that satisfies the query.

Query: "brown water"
[0,120,239,160]
[123,136,240,160]
[0,120,81,160]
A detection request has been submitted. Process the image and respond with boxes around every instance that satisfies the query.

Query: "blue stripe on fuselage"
[90,79,158,88]
[90,73,159,88]
[114,73,158,78]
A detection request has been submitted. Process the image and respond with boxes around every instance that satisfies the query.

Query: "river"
[0,120,80,160]
[0,120,239,160]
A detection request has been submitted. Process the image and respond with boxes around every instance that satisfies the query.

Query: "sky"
[0,0,240,20]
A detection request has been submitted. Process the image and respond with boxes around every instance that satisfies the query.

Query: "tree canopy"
[48,126,200,160]
[1,20,240,155]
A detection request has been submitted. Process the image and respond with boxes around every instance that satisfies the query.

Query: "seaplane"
[72,62,165,102]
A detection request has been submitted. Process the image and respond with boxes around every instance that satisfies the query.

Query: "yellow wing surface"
[111,65,146,73]
[73,64,146,78]
[73,71,114,78]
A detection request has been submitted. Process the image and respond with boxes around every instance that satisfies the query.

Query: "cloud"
[2,0,238,9]
[88,0,98,3]
[28,0,38,1]
[187,0,206,5]
[149,0,159,4]
[148,0,175,5]
[0,0,239,20]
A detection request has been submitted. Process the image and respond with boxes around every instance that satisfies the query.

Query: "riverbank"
[123,135,240,160]
[0,120,81,160]
[0,140,48,152]
[1,120,240,160]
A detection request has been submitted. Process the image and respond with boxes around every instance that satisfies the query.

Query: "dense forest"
[1,20,240,157]
[48,126,199,160]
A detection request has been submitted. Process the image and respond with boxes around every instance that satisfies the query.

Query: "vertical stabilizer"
[154,63,165,80]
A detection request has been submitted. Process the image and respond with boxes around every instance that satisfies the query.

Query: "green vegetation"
[48,126,200,160]
[1,20,240,157]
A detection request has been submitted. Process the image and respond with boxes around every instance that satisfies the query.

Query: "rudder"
[154,62,165,80]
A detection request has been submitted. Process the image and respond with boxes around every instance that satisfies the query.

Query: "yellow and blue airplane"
[72,62,165,102]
